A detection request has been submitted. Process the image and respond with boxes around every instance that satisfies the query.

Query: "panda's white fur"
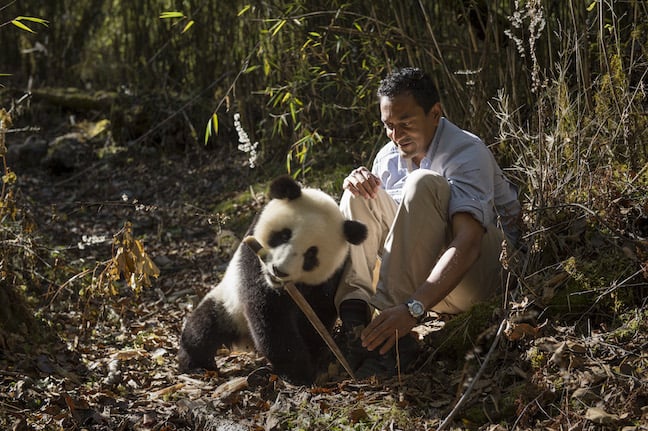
[254,185,351,286]
[205,248,252,345]
[178,176,367,385]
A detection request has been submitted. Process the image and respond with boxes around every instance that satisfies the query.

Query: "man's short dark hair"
[377,67,440,114]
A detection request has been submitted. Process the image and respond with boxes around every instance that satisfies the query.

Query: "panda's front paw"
[177,348,216,373]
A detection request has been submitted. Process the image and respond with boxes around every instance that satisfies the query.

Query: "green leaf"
[160,11,185,19]
[11,19,35,33]
[238,5,251,16]
[15,16,49,26]
[271,19,286,36]
[182,20,195,33]
[204,114,218,145]
[205,118,212,145]
[290,102,296,123]
[586,1,597,12]
[212,113,219,135]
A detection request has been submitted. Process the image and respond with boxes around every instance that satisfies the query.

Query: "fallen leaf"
[213,376,248,399]
[149,383,185,400]
[584,407,619,425]
[504,321,541,341]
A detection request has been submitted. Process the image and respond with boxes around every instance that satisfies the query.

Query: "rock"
[41,132,90,174]
[5,135,48,172]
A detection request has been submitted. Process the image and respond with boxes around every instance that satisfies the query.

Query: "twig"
[437,319,506,431]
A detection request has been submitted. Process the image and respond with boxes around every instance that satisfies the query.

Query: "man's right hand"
[343,167,381,199]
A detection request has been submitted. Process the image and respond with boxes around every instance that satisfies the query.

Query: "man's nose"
[390,125,404,142]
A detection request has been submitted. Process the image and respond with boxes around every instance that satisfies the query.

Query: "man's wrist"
[405,298,426,322]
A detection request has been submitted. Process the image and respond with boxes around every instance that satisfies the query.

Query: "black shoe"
[355,334,420,379]
[337,299,372,373]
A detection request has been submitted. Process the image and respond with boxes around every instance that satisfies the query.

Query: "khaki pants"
[336,170,505,315]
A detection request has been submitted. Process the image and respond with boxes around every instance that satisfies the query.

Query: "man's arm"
[361,212,485,354]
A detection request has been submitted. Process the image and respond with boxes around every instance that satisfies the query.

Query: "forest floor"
[1,114,647,431]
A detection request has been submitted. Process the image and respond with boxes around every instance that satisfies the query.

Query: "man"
[336,67,521,378]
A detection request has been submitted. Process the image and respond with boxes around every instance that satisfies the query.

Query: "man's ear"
[428,102,442,124]
[431,102,442,119]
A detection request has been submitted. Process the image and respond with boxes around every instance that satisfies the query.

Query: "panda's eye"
[302,246,319,271]
[268,228,292,247]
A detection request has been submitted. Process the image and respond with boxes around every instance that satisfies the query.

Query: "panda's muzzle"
[270,265,289,280]
[266,265,290,287]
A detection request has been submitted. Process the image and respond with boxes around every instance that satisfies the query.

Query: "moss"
[213,181,270,236]
[426,299,501,364]
[526,346,547,370]
[606,309,648,343]
[545,251,642,318]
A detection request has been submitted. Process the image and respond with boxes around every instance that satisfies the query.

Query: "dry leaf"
[149,383,185,400]
[213,376,249,399]
[584,407,619,425]
[504,321,541,341]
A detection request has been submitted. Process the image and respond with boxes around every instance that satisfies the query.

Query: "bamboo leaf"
[212,113,218,135]
[271,19,286,36]
[182,20,195,33]
[15,16,49,25]
[586,2,597,12]
[160,11,185,19]
[243,65,260,74]
[238,5,251,16]
[204,118,212,145]
[11,19,35,33]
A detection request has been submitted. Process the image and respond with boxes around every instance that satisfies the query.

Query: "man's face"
[379,93,441,166]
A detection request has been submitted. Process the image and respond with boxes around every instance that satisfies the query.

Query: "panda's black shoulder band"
[269,175,302,200]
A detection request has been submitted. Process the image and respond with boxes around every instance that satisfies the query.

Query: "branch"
[438,319,506,430]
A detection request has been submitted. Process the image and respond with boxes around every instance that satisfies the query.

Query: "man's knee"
[340,189,368,216]
[402,170,450,208]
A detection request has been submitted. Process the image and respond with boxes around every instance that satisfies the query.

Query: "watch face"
[408,300,424,317]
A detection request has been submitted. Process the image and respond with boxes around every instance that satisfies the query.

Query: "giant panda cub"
[178,176,367,385]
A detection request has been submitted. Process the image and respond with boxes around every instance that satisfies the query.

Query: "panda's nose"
[272,265,289,279]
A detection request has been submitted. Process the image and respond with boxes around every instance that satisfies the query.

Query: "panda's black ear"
[269,175,302,200]
[343,220,368,245]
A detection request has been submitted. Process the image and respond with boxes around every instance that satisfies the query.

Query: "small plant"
[88,221,160,298]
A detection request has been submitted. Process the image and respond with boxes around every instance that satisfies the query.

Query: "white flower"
[234,113,259,168]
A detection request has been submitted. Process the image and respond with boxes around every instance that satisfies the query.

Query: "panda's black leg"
[249,313,318,385]
[178,297,240,372]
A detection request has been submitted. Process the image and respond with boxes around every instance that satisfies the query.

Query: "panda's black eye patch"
[268,228,292,247]
[302,246,319,271]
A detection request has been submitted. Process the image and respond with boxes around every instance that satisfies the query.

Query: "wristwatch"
[406,299,426,322]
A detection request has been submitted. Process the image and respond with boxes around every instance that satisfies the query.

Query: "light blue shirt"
[371,117,521,245]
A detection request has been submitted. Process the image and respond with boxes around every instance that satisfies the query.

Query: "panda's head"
[251,176,367,287]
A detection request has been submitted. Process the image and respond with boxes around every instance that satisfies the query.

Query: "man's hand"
[360,304,416,355]
[343,167,381,199]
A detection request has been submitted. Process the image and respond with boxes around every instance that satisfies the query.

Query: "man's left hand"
[361,304,417,355]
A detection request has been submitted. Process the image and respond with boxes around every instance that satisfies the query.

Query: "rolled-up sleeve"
[446,146,496,228]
